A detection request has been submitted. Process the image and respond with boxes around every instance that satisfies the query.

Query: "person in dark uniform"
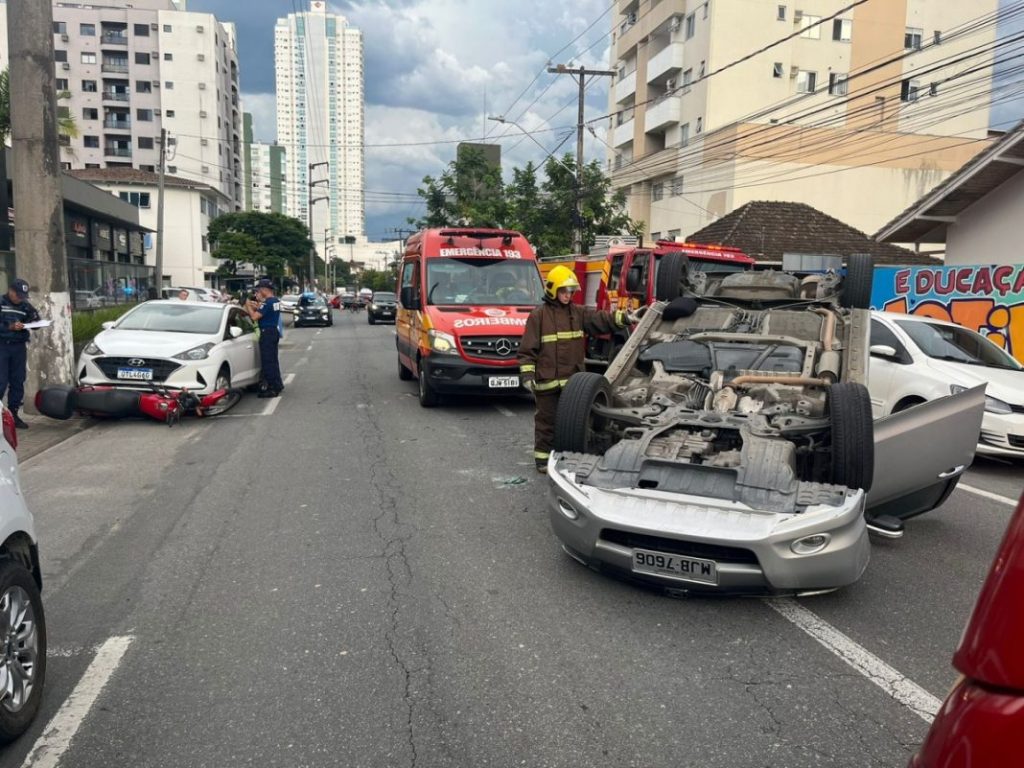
[517,266,638,473]
[245,278,285,398]
[0,279,41,429]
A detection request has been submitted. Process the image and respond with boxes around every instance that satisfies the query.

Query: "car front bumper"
[295,313,331,325]
[547,455,870,595]
[368,307,397,322]
[78,356,223,395]
[976,411,1024,458]
[420,355,527,396]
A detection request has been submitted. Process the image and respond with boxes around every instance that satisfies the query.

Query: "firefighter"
[518,265,639,474]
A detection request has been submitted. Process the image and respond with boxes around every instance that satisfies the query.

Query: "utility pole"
[154,127,167,296]
[547,64,616,254]
[324,228,331,287]
[8,0,74,400]
[307,161,329,290]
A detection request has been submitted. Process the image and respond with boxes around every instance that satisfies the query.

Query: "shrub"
[72,304,135,345]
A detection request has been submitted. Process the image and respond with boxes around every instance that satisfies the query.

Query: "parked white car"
[0,403,46,742]
[868,311,1024,458]
[77,301,261,394]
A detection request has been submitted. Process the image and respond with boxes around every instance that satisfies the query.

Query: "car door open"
[868,384,985,521]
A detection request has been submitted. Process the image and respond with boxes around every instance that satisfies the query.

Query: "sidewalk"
[15,412,94,462]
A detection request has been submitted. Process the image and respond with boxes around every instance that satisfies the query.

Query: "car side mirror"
[101,321,116,330]
[400,286,420,310]
[228,326,243,339]
[626,267,643,293]
[870,344,897,359]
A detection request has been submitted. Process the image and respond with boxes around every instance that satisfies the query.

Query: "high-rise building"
[243,113,286,214]
[9,0,246,211]
[608,1,1002,240]
[275,0,365,264]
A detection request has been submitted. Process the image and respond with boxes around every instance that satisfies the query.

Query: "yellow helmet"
[544,265,580,300]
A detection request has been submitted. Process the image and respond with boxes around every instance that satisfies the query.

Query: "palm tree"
[0,67,78,144]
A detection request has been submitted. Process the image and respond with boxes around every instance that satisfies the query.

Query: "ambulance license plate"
[488,375,519,388]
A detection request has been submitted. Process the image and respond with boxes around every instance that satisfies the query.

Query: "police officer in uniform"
[246,278,285,398]
[0,279,41,429]
[518,266,638,473]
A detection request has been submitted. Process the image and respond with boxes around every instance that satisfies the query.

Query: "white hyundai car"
[0,403,46,742]
[78,301,261,394]
[868,311,1024,458]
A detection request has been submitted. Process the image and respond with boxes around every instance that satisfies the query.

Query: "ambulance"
[395,228,544,407]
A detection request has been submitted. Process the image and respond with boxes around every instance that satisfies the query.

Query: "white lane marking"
[316,330,323,336]
[957,483,1018,508]
[306,344,313,352]
[764,598,940,722]
[260,373,296,416]
[22,635,135,768]
[494,405,515,418]
[294,357,308,368]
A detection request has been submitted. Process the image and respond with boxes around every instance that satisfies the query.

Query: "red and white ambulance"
[395,228,544,407]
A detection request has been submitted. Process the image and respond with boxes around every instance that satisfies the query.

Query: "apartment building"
[608,0,1001,239]
[19,0,246,211]
[242,113,286,214]
[275,0,365,263]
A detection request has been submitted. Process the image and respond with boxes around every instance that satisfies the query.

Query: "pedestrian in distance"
[178,288,190,301]
[245,278,285,398]
[0,279,42,429]
[517,265,639,474]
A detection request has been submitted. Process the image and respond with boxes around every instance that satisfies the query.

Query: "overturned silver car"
[547,256,985,595]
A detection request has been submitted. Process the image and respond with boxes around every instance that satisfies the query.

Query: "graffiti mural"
[870,264,1024,363]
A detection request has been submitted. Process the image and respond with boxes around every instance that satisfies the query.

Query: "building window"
[828,73,848,96]
[54,50,67,62]
[683,68,693,87]
[136,80,152,93]
[699,60,706,78]
[82,107,98,120]
[136,109,153,121]
[167,165,177,174]
[772,62,786,79]
[934,30,942,45]
[137,137,154,150]
[670,176,684,196]
[83,135,99,148]
[702,3,708,20]
[929,82,939,97]
[85,163,101,169]
[652,182,665,202]
[696,116,703,133]
[685,13,695,39]
[650,232,661,242]
[799,15,821,38]
[832,19,852,41]
[667,229,681,240]
[905,27,923,50]
[165,110,175,117]
[55,78,68,90]
[163,53,173,61]
[681,123,690,146]
[796,70,817,93]
[163,24,173,33]
[118,191,151,208]
[900,78,920,102]
[81,52,97,64]
[135,52,151,65]
[134,23,150,37]
[80,23,96,36]
[82,79,97,92]
[164,81,174,90]
[777,5,786,20]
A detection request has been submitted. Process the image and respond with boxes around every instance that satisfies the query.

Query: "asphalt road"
[6,309,1022,767]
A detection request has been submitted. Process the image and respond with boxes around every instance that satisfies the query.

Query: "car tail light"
[1,408,16,452]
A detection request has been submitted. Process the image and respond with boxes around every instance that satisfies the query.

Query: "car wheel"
[398,355,413,381]
[553,372,614,454]
[368,315,376,325]
[418,365,439,407]
[654,252,690,301]
[0,559,46,745]
[829,382,875,492]
[214,365,231,393]
[841,253,874,309]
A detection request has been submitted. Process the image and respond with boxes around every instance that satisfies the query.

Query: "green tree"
[0,68,78,143]
[207,211,314,281]
[358,269,396,293]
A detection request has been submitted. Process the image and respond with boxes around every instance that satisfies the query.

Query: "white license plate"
[117,367,153,381]
[632,548,718,585]
[488,375,520,388]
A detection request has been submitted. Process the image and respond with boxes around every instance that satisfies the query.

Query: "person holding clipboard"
[0,279,42,429]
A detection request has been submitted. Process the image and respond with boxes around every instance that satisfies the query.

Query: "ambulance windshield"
[425,258,543,306]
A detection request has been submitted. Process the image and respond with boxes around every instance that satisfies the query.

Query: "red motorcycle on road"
[35,383,242,426]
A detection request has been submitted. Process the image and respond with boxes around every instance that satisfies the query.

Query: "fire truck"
[538,238,756,362]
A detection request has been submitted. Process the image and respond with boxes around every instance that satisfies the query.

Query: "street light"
[487,115,579,176]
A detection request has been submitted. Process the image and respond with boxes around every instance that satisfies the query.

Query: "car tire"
[841,253,874,309]
[553,372,613,454]
[368,315,376,325]
[654,252,690,301]
[214,365,231,393]
[418,365,439,407]
[0,558,46,745]
[35,385,76,421]
[398,355,414,381]
[829,382,875,492]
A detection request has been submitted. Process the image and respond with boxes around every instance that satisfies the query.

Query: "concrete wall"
[946,169,1024,267]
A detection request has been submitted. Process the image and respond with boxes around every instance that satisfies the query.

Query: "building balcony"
[104,147,132,157]
[101,62,129,74]
[647,42,684,85]
[102,91,130,102]
[103,118,131,130]
[613,117,635,148]
[614,69,637,104]
[101,33,128,46]
[645,96,682,133]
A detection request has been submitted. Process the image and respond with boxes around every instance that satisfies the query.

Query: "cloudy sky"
[188,0,616,240]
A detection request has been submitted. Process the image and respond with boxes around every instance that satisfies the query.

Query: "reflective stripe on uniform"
[534,378,569,392]
[534,451,550,460]
[614,310,626,326]
[520,363,536,373]
[539,330,585,343]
